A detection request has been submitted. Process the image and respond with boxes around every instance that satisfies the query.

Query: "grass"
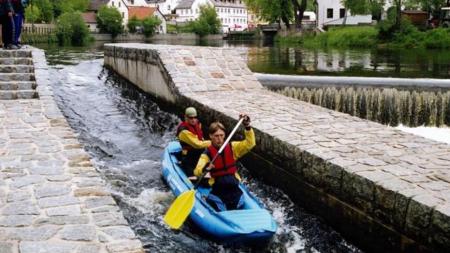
[277,25,450,50]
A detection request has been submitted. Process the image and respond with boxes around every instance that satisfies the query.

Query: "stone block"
[341,171,374,214]
[430,203,450,252]
[46,205,81,216]
[106,240,144,253]
[37,195,79,208]
[404,194,442,241]
[59,225,96,241]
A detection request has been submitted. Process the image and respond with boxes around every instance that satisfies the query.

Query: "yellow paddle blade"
[164,190,196,229]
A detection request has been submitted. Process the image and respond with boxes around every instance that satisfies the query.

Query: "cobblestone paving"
[0,49,143,253]
[105,44,450,251]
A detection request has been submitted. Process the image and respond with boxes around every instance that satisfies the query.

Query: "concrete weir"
[0,48,144,253]
[104,43,450,253]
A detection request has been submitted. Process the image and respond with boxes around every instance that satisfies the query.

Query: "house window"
[327,8,333,19]
[111,1,115,7]
[340,8,346,18]
[130,0,134,4]
[168,5,170,10]
[119,2,121,7]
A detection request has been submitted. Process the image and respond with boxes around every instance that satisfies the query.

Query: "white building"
[175,0,211,22]
[316,0,372,29]
[174,0,248,33]
[211,0,248,33]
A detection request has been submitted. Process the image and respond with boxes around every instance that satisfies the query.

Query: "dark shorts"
[209,175,243,210]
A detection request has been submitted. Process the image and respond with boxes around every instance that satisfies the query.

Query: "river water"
[41,44,362,252]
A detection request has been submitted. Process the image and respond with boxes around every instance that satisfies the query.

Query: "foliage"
[341,0,371,15]
[190,5,221,36]
[245,0,293,27]
[52,0,90,18]
[96,5,124,38]
[127,16,142,33]
[142,16,162,37]
[423,28,450,48]
[25,5,42,23]
[56,12,90,46]
[304,26,378,48]
[33,0,54,23]
[277,86,450,127]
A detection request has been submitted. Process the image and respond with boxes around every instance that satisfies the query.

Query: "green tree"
[52,0,89,17]
[96,5,124,38]
[142,16,162,37]
[34,0,54,23]
[127,16,142,34]
[56,12,90,46]
[245,0,293,28]
[25,5,42,23]
[191,5,221,36]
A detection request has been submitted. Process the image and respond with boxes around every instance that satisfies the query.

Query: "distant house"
[148,0,181,16]
[81,12,99,32]
[316,0,372,29]
[128,6,167,33]
[402,10,428,27]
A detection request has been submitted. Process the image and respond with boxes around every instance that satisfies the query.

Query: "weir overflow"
[105,43,450,253]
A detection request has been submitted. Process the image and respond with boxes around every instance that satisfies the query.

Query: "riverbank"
[277,25,450,49]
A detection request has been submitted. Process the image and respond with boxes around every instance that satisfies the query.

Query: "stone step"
[0,81,36,90]
[0,65,34,73]
[0,57,33,65]
[0,50,32,58]
[0,90,38,99]
[0,73,35,82]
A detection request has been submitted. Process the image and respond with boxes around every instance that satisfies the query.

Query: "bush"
[300,26,378,48]
[56,12,90,46]
[96,5,124,38]
[423,28,450,49]
[142,16,162,37]
[127,16,142,34]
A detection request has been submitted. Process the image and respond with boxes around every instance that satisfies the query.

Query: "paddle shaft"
[193,117,245,188]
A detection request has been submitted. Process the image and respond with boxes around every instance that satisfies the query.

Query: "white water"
[396,125,450,145]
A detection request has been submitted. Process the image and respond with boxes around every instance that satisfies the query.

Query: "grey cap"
[185,107,197,117]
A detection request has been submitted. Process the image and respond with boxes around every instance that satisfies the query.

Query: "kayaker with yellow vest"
[177,107,211,178]
[194,114,254,211]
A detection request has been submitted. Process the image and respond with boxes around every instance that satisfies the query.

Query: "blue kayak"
[162,141,277,244]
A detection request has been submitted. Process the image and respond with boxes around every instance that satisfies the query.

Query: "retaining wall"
[104,43,450,253]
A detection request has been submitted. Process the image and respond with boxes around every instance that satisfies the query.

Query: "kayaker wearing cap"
[194,114,254,211]
[176,107,211,178]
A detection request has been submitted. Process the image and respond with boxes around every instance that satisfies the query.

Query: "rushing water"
[40,44,362,253]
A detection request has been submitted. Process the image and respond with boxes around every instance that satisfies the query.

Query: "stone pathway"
[0,48,144,253]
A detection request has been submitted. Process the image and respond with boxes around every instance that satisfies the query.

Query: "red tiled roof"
[128,7,157,20]
[82,12,97,23]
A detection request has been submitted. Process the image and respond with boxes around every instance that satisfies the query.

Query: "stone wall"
[104,43,450,253]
